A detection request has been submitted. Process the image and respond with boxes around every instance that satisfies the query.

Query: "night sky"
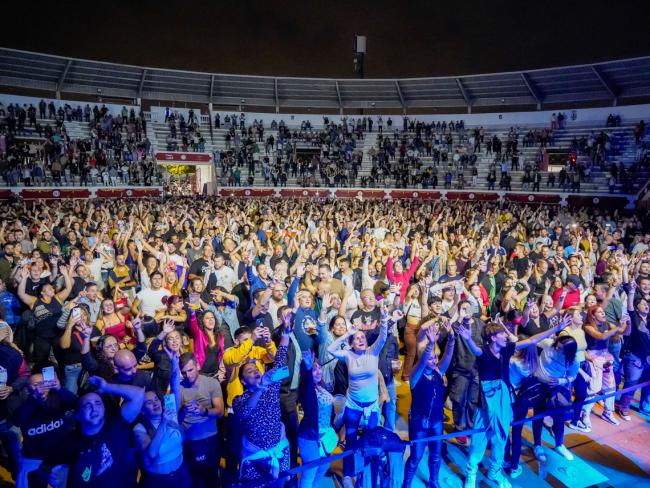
[2,0,650,78]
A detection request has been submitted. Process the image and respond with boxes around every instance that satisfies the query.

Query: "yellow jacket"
[223,337,277,408]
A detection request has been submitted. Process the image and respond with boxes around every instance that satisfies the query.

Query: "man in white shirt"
[130,271,171,318]
[209,254,237,292]
[268,281,288,329]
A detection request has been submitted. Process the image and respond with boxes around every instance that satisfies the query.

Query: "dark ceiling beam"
[138,69,147,97]
[56,59,73,96]
[591,65,618,106]
[521,72,543,109]
[394,80,406,113]
[456,77,472,113]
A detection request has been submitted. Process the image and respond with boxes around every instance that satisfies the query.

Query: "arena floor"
[392,380,650,488]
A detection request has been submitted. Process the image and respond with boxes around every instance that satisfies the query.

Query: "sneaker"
[509,464,523,479]
[601,409,620,425]
[487,469,512,488]
[616,408,632,421]
[463,473,476,488]
[567,420,591,433]
[582,414,593,430]
[555,444,574,461]
[534,445,548,464]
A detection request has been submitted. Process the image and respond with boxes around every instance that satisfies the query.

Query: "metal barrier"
[237,379,650,486]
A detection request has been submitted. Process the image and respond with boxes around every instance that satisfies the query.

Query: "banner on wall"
[21,188,92,200]
[0,187,162,201]
[155,152,212,164]
[0,186,634,209]
[213,187,634,208]
[95,188,162,199]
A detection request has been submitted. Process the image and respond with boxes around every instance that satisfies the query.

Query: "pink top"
[386,256,419,303]
[187,310,224,368]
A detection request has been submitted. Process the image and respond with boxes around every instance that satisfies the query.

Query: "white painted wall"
[3,91,646,131]
[0,94,138,117]
[211,103,650,129]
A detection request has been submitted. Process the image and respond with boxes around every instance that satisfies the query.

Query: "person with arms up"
[459,318,571,488]
[403,322,455,488]
[133,349,190,487]
[68,376,145,488]
[233,309,292,487]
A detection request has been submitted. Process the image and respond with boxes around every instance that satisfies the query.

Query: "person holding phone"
[12,369,77,488]
[134,349,190,487]
[233,313,292,487]
[57,302,95,394]
[617,282,650,419]
[530,330,580,462]
[177,352,224,487]
[581,305,629,426]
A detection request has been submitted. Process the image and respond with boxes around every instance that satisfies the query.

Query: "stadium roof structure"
[1,47,650,112]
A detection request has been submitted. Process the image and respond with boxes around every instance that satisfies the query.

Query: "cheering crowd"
[0,196,649,488]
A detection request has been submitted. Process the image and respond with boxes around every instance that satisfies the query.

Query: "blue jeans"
[383,379,397,431]
[343,404,378,477]
[63,363,82,394]
[297,434,330,488]
[571,361,590,423]
[620,353,650,412]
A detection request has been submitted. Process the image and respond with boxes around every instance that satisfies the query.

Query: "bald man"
[112,349,152,389]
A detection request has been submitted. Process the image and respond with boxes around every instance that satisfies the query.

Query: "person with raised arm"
[326,303,400,488]
[458,316,571,488]
[233,309,292,487]
[403,322,455,488]
[68,376,145,487]
[297,350,336,488]
[133,350,190,487]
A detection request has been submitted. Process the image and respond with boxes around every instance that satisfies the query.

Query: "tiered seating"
[143,112,650,194]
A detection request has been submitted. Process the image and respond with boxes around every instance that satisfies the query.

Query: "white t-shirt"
[136,287,172,317]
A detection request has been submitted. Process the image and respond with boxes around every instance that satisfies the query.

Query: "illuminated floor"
[393,379,650,488]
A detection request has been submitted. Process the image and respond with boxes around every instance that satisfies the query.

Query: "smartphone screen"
[163,394,178,423]
[42,366,56,386]
[270,366,290,383]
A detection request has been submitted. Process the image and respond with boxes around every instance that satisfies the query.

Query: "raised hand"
[302,350,315,370]
[391,309,405,322]
[79,322,93,339]
[296,263,306,278]
[321,292,331,310]
[87,376,107,393]
[425,324,440,344]
[162,319,175,335]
